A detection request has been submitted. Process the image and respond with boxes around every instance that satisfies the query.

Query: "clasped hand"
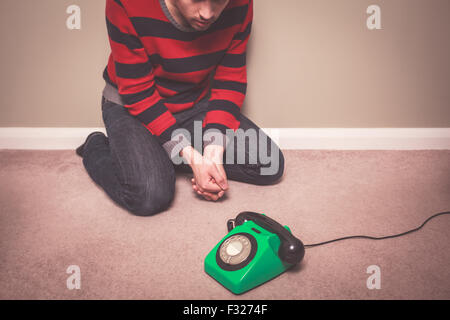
[180,144,228,201]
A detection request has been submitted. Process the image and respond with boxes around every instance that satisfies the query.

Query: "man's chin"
[190,20,212,31]
[191,24,210,31]
[194,26,209,31]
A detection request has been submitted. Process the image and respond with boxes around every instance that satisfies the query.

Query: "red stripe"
[116,75,158,96]
[153,65,215,84]
[226,37,249,55]
[126,95,162,115]
[109,40,148,64]
[145,111,176,136]
[213,65,246,83]
[210,88,245,107]
[203,110,240,130]
[121,0,167,20]
[106,0,139,36]
[155,84,178,98]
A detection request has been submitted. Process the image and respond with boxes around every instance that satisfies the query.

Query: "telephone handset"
[205,211,305,294]
[227,211,305,265]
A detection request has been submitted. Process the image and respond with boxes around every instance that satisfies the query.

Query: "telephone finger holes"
[216,233,257,271]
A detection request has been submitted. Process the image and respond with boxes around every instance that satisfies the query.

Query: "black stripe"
[115,61,153,79]
[130,4,248,41]
[106,17,143,50]
[208,99,241,119]
[113,0,124,8]
[234,21,252,41]
[149,50,226,74]
[135,100,168,124]
[164,86,208,104]
[203,123,232,136]
[155,76,200,93]
[212,80,247,94]
[220,53,246,68]
[131,17,197,41]
[120,86,157,105]
[103,66,207,105]
[103,67,117,88]
[158,122,178,144]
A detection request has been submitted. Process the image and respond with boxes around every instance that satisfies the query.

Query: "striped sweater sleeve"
[202,0,253,150]
[105,0,190,157]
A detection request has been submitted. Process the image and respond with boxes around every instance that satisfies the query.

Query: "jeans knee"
[252,149,285,185]
[121,181,175,216]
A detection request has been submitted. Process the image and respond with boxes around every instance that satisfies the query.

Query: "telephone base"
[204,220,294,295]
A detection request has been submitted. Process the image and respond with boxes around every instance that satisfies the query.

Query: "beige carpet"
[0,149,449,300]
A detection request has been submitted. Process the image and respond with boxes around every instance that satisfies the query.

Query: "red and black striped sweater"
[103,0,253,156]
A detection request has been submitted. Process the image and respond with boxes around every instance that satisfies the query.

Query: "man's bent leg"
[221,114,285,185]
[81,97,176,216]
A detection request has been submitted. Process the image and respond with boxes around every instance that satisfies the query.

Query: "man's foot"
[75,131,107,158]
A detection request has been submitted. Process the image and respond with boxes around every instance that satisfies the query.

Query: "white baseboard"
[262,128,450,150]
[0,127,449,150]
[0,128,107,150]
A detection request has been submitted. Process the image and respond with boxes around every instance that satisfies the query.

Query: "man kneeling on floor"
[76,0,284,216]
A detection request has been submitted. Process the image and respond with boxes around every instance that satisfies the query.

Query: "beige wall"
[1,0,449,128]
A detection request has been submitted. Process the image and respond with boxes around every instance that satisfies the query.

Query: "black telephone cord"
[304,211,450,248]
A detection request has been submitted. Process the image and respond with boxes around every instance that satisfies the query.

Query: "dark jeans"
[82,94,284,216]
